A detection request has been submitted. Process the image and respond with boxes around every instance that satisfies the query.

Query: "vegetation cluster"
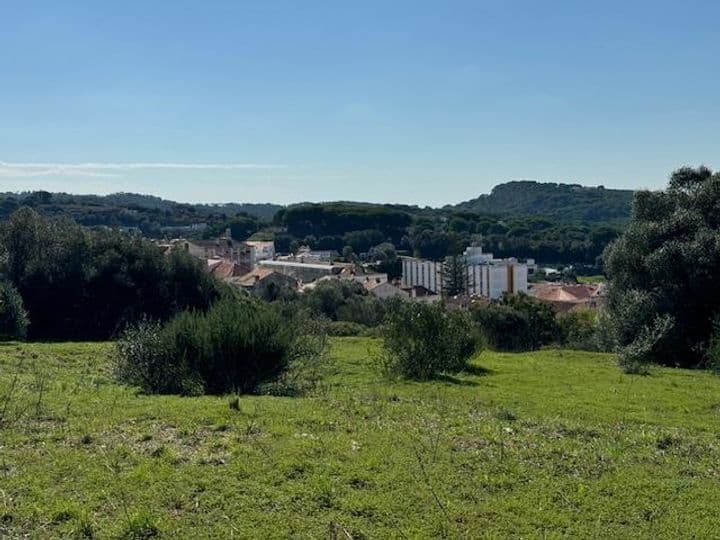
[0,208,222,340]
[115,297,327,396]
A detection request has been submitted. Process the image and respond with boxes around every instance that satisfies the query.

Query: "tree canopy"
[603,166,720,369]
[0,208,223,340]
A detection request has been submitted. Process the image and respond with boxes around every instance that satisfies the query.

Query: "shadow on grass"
[463,364,493,377]
[431,364,493,386]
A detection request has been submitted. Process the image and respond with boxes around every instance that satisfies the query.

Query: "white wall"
[402,256,528,299]
[488,265,509,299]
[370,282,409,299]
[401,258,442,293]
[512,264,528,295]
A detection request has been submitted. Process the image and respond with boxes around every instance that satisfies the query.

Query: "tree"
[603,166,720,369]
[441,255,470,297]
[0,208,223,340]
[0,281,28,340]
[342,245,358,263]
[229,215,259,241]
[368,242,400,277]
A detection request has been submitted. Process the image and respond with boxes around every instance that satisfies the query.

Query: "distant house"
[349,272,389,285]
[363,279,408,299]
[294,246,337,262]
[245,241,275,261]
[230,267,298,292]
[185,239,256,268]
[258,259,344,283]
[528,283,604,312]
[401,285,441,304]
[207,259,251,280]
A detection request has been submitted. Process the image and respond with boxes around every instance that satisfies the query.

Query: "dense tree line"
[0,208,223,340]
[276,201,620,267]
[1,184,628,266]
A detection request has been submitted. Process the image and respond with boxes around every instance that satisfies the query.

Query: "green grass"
[1,338,719,538]
[576,275,606,284]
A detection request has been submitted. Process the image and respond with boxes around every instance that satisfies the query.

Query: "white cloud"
[0,161,287,178]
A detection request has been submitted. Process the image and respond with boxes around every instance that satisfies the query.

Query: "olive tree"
[603,166,720,370]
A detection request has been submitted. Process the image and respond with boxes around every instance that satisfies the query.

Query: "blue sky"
[1,1,719,205]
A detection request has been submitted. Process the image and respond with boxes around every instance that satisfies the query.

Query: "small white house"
[364,280,408,299]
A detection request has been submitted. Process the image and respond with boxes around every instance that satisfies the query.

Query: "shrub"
[335,295,386,326]
[301,279,359,319]
[326,321,374,337]
[501,293,559,348]
[0,281,28,341]
[472,293,559,352]
[115,297,327,395]
[473,303,532,352]
[380,299,481,379]
[300,279,386,326]
[705,316,720,374]
[557,309,600,351]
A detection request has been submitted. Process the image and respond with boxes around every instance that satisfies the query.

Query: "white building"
[401,246,529,300]
[401,258,444,293]
[245,241,275,261]
[184,239,256,268]
[364,280,409,299]
[258,259,343,282]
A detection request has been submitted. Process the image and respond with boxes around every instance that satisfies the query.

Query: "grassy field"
[576,275,606,284]
[1,338,719,539]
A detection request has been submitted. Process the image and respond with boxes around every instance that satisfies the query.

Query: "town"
[2,1,719,538]
[158,231,603,312]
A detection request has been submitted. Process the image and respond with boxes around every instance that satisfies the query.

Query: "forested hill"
[0,185,631,265]
[0,191,282,235]
[449,181,634,222]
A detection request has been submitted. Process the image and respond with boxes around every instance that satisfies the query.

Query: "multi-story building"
[184,239,256,268]
[245,241,275,261]
[258,259,344,283]
[400,258,444,294]
[401,246,529,299]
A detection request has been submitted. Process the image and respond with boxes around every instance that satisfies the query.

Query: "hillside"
[450,181,634,222]
[2,338,719,537]
[0,191,282,235]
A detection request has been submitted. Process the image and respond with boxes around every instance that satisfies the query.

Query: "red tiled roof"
[529,283,599,303]
[209,260,251,279]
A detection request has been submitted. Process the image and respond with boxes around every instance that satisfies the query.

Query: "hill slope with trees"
[0,191,282,237]
[0,181,633,265]
[449,181,634,223]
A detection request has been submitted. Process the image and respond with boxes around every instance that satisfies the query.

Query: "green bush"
[300,279,386,326]
[557,309,600,351]
[115,297,327,395]
[380,299,481,379]
[326,320,379,337]
[473,303,532,351]
[0,281,28,341]
[335,295,386,326]
[705,316,720,374]
[472,293,559,352]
